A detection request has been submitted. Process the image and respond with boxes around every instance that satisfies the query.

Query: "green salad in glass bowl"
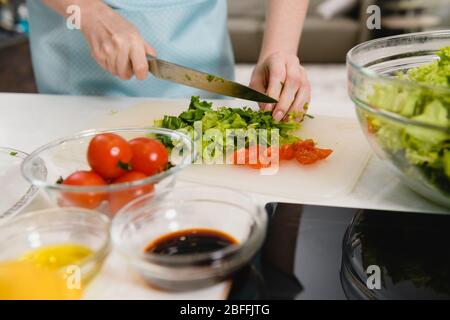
[347,31,450,208]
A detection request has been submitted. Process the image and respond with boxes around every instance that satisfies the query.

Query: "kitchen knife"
[147,55,277,103]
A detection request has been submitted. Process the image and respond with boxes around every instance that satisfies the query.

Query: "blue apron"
[26,0,235,97]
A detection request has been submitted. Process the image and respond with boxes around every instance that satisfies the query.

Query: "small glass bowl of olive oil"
[0,208,111,296]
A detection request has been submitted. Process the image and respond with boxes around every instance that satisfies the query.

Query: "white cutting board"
[92,100,371,201]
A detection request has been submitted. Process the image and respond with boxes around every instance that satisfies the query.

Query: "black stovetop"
[229,203,450,300]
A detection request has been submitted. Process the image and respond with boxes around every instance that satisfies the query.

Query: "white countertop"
[1,92,446,213]
[0,65,447,299]
[1,64,447,214]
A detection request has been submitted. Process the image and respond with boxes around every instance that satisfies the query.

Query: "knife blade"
[147,55,277,103]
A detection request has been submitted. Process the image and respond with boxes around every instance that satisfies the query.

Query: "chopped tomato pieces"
[231,148,249,165]
[314,148,333,160]
[231,145,277,169]
[231,140,333,169]
[295,149,319,165]
[293,139,315,151]
[280,144,295,160]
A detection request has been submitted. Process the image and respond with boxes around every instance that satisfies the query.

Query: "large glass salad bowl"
[347,30,450,208]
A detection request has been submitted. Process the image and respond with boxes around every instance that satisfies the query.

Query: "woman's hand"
[80,1,156,80]
[250,52,311,122]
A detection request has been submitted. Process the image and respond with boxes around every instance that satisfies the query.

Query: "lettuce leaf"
[405,100,449,145]
[407,46,450,87]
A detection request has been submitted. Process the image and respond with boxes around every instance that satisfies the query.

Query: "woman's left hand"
[250,52,311,122]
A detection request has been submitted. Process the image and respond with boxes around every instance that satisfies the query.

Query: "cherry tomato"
[279,144,295,160]
[61,171,107,209]
[108,171,155,214]
[314,148,333,160]
[295,149,319,165]
[87,133,133,179]
[129,137,169,176]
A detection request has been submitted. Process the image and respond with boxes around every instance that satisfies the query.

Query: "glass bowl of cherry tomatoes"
[21,128,194,216]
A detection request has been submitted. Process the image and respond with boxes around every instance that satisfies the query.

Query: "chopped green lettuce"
[407,46,450,87]
[405,100,448,145]
[367,46,450,197]
[444,150,450,178]
[154,96,304,157]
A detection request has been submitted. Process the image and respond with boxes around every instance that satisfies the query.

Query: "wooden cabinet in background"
[0,37,37,93]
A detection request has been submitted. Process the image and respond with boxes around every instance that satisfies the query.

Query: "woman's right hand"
[80,1,156,80]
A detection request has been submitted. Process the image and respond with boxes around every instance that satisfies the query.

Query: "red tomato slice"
[87,133,133,179]
[230,144,283,170]
[129,137,169,176]
[61,171,107,209]
[247,162,272,169]
[314,148,333,160]
[279,144,295,160]
[294,139,315,151]
[295,149,319,165]
[247,146,278,169]
[303,139,316,150]
[108,171,155,215]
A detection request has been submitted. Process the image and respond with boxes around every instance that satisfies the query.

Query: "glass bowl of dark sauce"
[111,185,267,291]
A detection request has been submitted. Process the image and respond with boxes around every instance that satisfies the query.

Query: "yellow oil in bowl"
[1,243,96,299]
[0,261,83,300]
[20,243,93,270]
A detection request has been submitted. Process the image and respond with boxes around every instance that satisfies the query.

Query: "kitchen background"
[0,0,449,93]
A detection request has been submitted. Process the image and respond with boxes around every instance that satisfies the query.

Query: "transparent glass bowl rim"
[0,207,111,269]
[347,30,450,133]
[21,127,195,193]
[0,147,40,221]
[111,185,267,266]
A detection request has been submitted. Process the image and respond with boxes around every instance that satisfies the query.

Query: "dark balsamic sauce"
[145,228,238,256]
